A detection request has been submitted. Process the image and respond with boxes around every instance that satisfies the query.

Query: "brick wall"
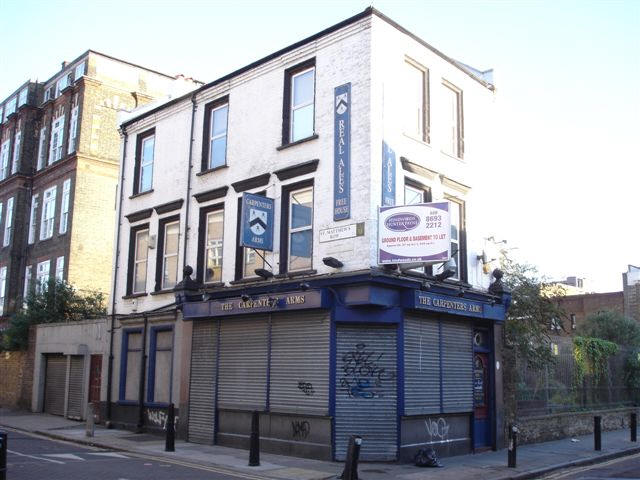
[0,326,36,409]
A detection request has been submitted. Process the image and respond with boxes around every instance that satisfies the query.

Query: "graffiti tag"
[424,417,450,442]
[297,381,315,396]
[291,420,311,440]
[146,409,179,430]
[340,343,394,399]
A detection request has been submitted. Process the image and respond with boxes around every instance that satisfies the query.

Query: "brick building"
[0,51,199,320]
[551,291,625,337]
[623,265,640,323]
[106,8,509,462]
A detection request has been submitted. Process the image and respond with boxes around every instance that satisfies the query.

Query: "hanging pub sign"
[240,192,274,251]
[334,83,351,221]
[378,201,450,264]
[381,140,396,206]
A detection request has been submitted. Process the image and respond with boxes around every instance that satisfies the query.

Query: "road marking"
[44,453,85,461]
[88,452,130,459]
[8,449,66,464]
[542,452,640,479]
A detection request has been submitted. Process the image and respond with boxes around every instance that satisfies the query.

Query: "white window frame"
[442,81,462,158]
[289,66,315,143]
[132,228,149,294]
[37,127,47,170]
[40,186,57,240]
[36,260,50,294]
[24,265,32,302]
[68,106,79,154]
[49,115,65,164]
[138,135,154,193]
[28,194,39,244]
[74,62,85,80]
[208,104,228,169]
[162,221,180,290]
[287,186,314,272]
[0,139,11,180]
[0,266,6,315]
[59,178,71,234]
[404,60,428,142]
[55,256,65,282]
[5,97,16,117]
[55,76,69,97]
[0,107,3,123]
[11,130,21,174]
[204,209,224,283]
[3,197,14,247]
[18,88,28,107]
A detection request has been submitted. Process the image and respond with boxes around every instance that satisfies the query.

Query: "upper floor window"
[126,224,149,295]
[68,106,79,154]
[0,107,3,123]
[40,186,57,240]
[282,59,315,144]
[404,181,432,275]
[446,197,466,281]
[18,88,28,107]
[235,195,264,280]
[24,265,32,301]
[55,256,65,281]
[134,129,155,195]
[49,115,65,164]
[279,181,313,274]
[3,197,14,247]
[36,260,50,294]
[5,97,16,118]
[37,127,47,170]
[28,194,39,244]
[55,75,69,97]
[197,206,224,284]
[156,217,179,290]
[0,139,10,180]
[11,131,21,174]
[202,99,228,171]
[59,178,71,234]
[404,60,429,142]
[0,266,6,316]
[442,82,463,158]
[74,62,85,80]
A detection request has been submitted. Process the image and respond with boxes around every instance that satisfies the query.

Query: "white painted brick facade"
[113,12,496,315]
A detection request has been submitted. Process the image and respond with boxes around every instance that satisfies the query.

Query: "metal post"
[631,412,637,443]
[340,435,362,480]
[507,424,518,468]
[0,431,7,480]
[594,416,601,451]
[165,403,175,452]
[85,403,95,437]
[248,411,260,467]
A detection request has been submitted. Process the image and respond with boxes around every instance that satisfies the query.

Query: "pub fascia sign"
[378,201,451,265]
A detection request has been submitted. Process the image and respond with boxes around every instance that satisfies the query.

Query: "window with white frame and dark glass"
[23,265,32,301]
[442,81,463,158]
[59,178,71,234]
[28,194,39,244]
[36,260,50,294]
[127,224,149,295]
[49,114,65,164]
[156,218,179,290]
[11,130,21,174]
[37,126,47,170]
[55,256,65,281]
[404,181,432,275]
[40,186,57,240]
[446,197,466,281]
[3,196,14,247]
[0,138,11,179]
[235,196,264,280]
[404,60,429,142]
[0,266,6,316]
[68,103,79,154]
[18,88,28,107]
[134,129,154,195]
[197,206,224,284]
[282,59,315,145]
[280,182,313,273]
[202,98,228,171]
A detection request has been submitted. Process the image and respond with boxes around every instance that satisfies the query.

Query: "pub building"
[106,7,509,462]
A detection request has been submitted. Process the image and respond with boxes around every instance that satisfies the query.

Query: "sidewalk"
[1,407,639,480]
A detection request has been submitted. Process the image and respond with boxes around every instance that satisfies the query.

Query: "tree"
[1,279,106,351]
[501,255,567,371]
[578,310,640,348]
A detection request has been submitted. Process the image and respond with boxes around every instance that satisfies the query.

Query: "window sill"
[151,288,175,296]
[122,292,148,299]
[440,150,465,162]
[129,189,154,200]
[229,277,263,285]
[275,269,317,279]
[403,132,431,147]
[277,134,318,151]
[196,164,228,177]
[203,282,225,290]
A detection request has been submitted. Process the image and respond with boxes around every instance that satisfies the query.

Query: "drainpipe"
[106,127,128,425]
[182,93,197,268]
[136,314,148,432]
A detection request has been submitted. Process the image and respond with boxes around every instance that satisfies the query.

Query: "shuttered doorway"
[442,319,473,413]
[44,354,66,416]
[335,325,397,461]
[404,315,440,415]
[66,355,85,419]
[188,320,218,444]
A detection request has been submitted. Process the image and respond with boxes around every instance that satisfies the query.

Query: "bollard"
[85,402,95,438]
[0,431,7,480]
[248,411,260,467]
[507,424,518,468]
[340,435,363,480]
[165,403,175,452]
[631,412,637,443]
[594,416,601,451]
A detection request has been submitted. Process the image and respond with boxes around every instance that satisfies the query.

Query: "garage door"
[44,354,66,416]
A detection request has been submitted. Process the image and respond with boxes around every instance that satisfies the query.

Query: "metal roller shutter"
[270,311,330,415]
[218,315,268,410]
[335,325,397,461]
[188,320,218,444]
[67,355,85,419]
[44,354,67,416]
[441,319,473,413]
[404,315,440,415]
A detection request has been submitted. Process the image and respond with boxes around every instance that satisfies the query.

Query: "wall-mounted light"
[421,281,431,291]
[241,294,250,302]
[254,268,274,280]
[323,257,343,269]
[299,282,310,291]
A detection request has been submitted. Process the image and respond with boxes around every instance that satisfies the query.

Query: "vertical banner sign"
[382,140,396,206]
[334,83,351,220]
[240,192,274,251]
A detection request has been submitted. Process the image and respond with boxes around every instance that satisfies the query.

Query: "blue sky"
[1,0,638,291]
